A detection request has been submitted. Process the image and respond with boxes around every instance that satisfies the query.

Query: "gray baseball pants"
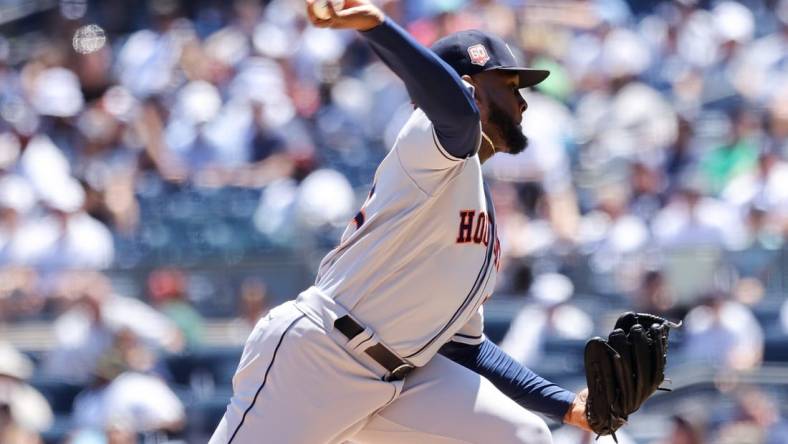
[209,301,552,444]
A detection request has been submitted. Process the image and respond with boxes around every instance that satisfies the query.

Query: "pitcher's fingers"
[306,0,333,27]
[333,5,375,19]
[322,6,378,29]
[326,0,339,19]
[305,0,318,22]
[343,0,369,7]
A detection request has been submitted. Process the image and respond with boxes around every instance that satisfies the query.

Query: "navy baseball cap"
[431,30,549,88]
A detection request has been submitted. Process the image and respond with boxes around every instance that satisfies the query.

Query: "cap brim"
[495,67,550,88]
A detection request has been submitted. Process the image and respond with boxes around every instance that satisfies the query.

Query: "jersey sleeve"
[450,306,486,346]
[394,104,481,193]
[438,337,576,423]
[362,18,480,158]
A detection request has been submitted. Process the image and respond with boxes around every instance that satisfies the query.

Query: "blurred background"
[0,0,786,442]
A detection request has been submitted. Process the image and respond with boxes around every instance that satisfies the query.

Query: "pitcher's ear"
[460,74,475,93]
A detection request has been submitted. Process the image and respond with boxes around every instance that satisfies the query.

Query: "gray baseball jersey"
[311,106,500,367]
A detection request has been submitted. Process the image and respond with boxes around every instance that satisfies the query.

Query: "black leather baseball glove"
[583,312,680,442]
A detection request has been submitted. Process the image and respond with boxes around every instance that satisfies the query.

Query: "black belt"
[334,315,414,381]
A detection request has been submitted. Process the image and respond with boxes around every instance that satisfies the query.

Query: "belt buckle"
[385,363,414,382]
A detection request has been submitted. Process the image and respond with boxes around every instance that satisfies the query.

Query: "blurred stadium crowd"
[0,0,787,442]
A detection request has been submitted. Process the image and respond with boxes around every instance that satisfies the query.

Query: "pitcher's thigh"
[350,354,552,444]
[210,304,396,444]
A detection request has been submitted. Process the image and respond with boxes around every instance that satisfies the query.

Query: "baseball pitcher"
[210,1,676,443]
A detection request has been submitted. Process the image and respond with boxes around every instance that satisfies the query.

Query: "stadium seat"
[29,378,84,415]
[164,348,243,390]
[483,316,512,344]
[40,415,74,444]
[764,335,788,363]
[186,396,231,437]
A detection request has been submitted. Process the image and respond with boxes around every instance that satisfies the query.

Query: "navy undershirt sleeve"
[439,338,576,423]
[361,18,480,158]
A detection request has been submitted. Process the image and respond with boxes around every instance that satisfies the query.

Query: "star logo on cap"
[467,44,490,66]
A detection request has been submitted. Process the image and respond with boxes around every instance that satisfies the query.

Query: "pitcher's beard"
[488,101,528,155]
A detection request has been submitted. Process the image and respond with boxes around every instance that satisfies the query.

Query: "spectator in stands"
[135,98,190,184]
[734,204,785,252]
[632,270,677,318]
[186,99,298,189]
[712,387,788,444]
[292,168,356,239]
[71,336,185,436]
[0,129,111,269]
[574,26,678,169]
[500,273,593,366]
[652,173,742,249]
[42,274,115,383]
[681,290,764,371]
[701,2,756,111]
[729,0,787,105]
[0,266,42,322]
[701,107,762,195]
[0,342,53,444]
[163,80,232,176]
[9,177,114,270]
[663,119,699,194]
[579,183,650,275]
[147,268,205,348]
[723,149,788,248]
[226,277,270,344]
[0,174,36,266]
[628,161,666,223]
[486,183,541,261]
[44,271,183,383]
[649,415,706,444]
[71,98,140,234]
